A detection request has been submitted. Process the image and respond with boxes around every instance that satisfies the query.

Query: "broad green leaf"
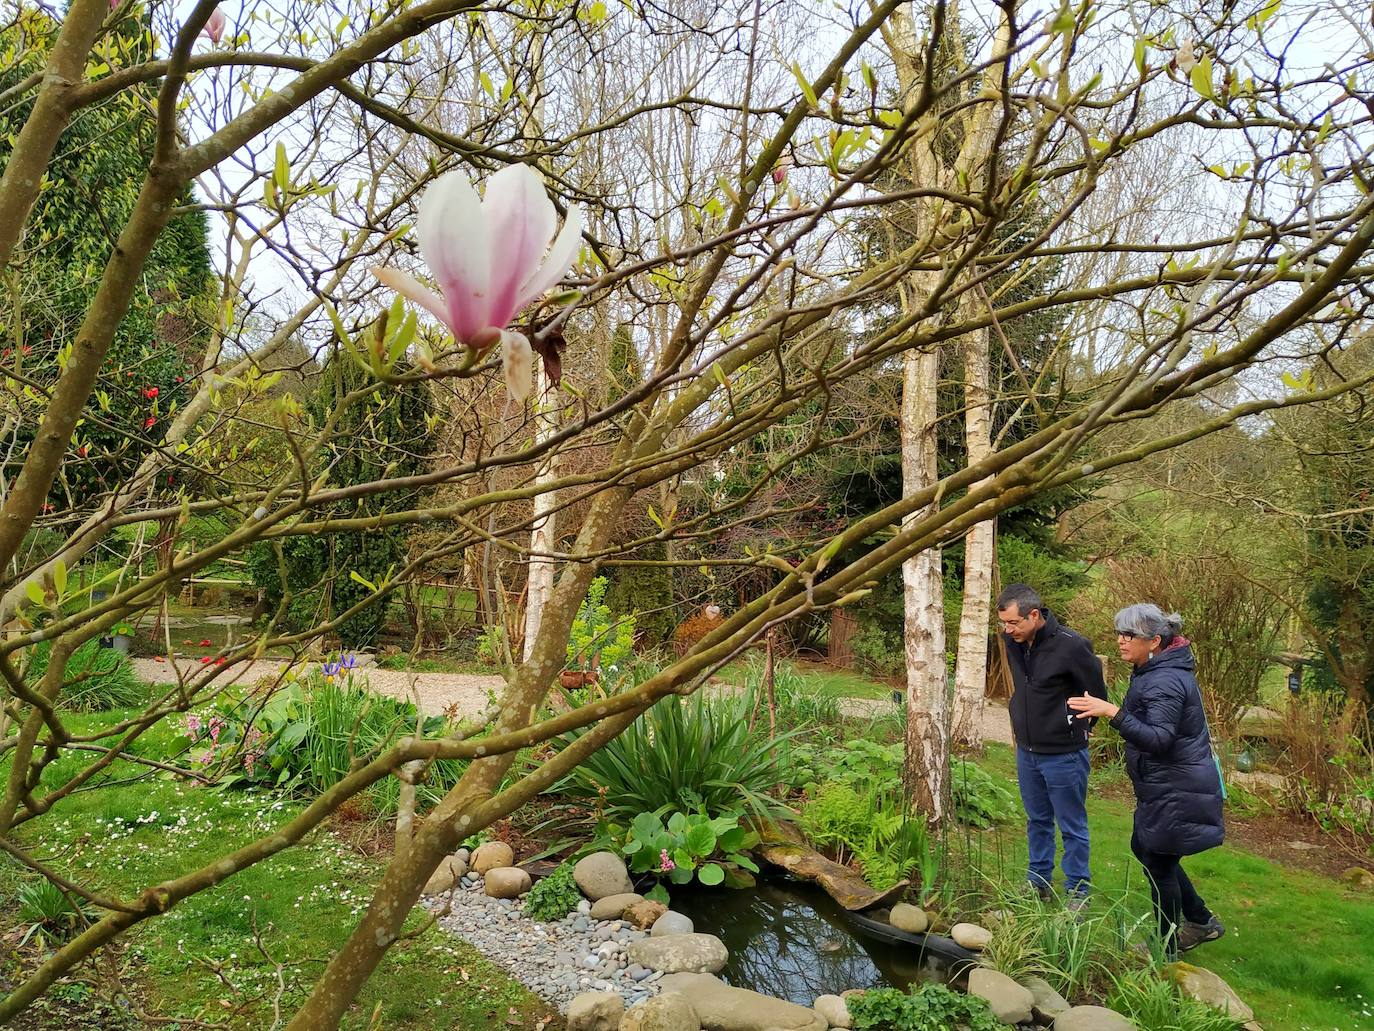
[790,61,818,108]
[25,581,45,605]
[1190,54,1215,101]
[1133,37,1147,76]
[273,141,290,192]
[52,559,67,597]
[645,883,670,904]
[683,822,716,857]
[349,570,378,591]
[697,863,725,886]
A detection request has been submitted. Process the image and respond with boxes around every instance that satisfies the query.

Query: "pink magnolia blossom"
[372,165,583,402]
[202,8,226,44]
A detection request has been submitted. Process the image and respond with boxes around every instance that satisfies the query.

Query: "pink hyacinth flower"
[202,7,226,43]
[372,165,583,402]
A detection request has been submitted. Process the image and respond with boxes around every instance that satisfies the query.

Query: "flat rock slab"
[658,973,826,1031]
[627,934,728,974]
[756,842,907,911]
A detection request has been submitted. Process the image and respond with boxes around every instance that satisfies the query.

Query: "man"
[997,583,1108,906]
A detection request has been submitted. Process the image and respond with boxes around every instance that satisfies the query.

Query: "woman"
[1068,603,1226,958]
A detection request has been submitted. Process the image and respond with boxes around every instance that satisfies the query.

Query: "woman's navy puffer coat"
[1108,639,1225,856]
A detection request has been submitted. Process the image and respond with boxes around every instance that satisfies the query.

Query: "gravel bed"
[423,874,664,1013]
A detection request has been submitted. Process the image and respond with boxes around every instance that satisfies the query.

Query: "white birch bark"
[522,366,559,662]
[901,345,949,820]
[952,326,994,749]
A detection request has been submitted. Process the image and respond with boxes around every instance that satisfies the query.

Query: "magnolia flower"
[1176,38,1197,74]
[202,8,226,44]
[772,155,792,185]
[372,165,583,402]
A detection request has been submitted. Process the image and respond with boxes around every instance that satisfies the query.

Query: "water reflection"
[669,878,946,1004]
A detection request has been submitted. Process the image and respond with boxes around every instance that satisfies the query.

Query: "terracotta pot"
[559,669,599,690]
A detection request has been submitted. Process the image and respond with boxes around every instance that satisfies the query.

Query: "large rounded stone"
[950,922,992,950]
[591,892,645,921]
[657,973,826,1030]
[651,911,696,937]
[574,851,636,900]
[968,967,1034,1024]
[813,994,852,1028]
[1163,962,1255,1023]
[1023,975,1071,1021]
[625,900,669,929]
[1054,1005,1136,1031]
[567,991,626,1031]
[889,903,928,934]
[483,866,531,899]
[621,992,700,1031]
[471,841,515,874]
[626,933,729,974]
[422,854,468,895]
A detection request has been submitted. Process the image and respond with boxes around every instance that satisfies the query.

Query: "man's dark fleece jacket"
[1003,609,1109,753]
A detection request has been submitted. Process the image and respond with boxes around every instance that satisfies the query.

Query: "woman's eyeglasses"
[1115,629,1139,640]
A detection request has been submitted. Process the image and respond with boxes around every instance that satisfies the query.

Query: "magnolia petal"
[371,267,450,330]
[483,165,557,329]
[520,203,583,302]
[203,7,226,43]
[1176,38,1197,74]
[501,329,534,403]
[417,171,491,343]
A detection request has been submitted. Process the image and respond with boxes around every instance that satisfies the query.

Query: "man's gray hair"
[1114,603,1184,644]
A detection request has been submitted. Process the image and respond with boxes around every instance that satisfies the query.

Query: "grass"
[972,743,1374,1031]
[0,703,558,1030]
[717,658,896,702]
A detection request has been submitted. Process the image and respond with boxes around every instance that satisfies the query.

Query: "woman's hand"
[1068,693,1119,720]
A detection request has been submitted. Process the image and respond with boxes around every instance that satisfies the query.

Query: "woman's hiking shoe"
[1177,916,1226,952]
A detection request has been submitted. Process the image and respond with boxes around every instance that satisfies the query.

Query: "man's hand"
[1069,693,1118,721]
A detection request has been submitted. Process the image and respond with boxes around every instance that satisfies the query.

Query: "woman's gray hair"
[1114,603,1184,644]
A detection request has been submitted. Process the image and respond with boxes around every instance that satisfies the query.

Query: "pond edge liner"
[842,910,981,970]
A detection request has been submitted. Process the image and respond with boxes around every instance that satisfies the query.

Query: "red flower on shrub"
[143,416,156,429]
[199,639,212,647]
[199,656,213,664]
[144,387,159,399]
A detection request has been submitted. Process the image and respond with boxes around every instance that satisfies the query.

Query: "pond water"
[668,877,951,1005]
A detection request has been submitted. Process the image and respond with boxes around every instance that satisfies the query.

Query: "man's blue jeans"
[1015,747,1091,896]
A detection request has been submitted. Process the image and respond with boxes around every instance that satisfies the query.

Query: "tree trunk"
[952,327,994,749]
[901,346,948,822]
[522,367,558,661]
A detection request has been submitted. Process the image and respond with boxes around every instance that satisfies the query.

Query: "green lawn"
[717,658,897,701]
[975,744,1374,1031]
[0,706,556,1029]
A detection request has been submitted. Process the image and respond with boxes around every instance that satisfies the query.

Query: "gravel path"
[130,657,504,718]
[831,694,1014,745]
[130,656,1013,743]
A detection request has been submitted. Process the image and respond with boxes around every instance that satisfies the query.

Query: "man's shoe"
[1066,893,1090,920]
[1177,916,1225,952]
[1021,881,1053,903]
